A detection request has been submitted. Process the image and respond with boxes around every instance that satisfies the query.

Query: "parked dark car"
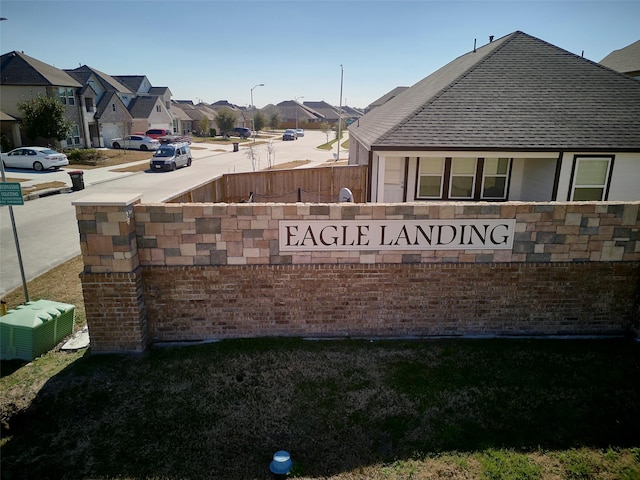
[282,129,297,141]
[231,127,251,138]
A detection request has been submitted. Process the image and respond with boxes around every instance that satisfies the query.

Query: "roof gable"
[67,65,133,93]
[149,86,171,96]
[0,51,81,87]
[95,91,132,120]
[350,31,640,151]
[127,95,163,118]
[113,75,150,94]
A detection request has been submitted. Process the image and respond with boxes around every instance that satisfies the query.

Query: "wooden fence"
[166,165,368,203]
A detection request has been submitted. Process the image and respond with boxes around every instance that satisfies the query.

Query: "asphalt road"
[1,131,344,298]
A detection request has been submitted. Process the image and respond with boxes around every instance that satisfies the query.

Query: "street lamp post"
[250,83,264,143]
[294,96,304,130]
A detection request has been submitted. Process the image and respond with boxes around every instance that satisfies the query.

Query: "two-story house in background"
[65,65,134,148]
[0,51,85,149]
[0,51,175,150]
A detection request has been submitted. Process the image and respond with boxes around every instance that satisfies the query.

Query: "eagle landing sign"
[279,219,516,251]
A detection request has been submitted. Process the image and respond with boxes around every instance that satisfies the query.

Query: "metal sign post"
[0,161,29,303]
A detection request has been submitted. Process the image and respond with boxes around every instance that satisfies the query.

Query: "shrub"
[66,149,105,166]
[1,135,13,153]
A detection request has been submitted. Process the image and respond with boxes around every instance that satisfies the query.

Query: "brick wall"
[79,270,147,353]
[134,202,640,266]
[73,196,640,352]
[143,263,638,342]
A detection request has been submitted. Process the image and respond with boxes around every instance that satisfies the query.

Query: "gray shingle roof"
[599,39,640,75]
[66,65,132,93]
[350,31,640,151]
[113,75,148,93]
[366,86,409,111]
[303,101,341,121]
[127,95,160,119]
[1,51,81,87]
[263,100,325,122]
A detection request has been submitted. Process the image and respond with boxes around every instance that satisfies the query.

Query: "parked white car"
[1,146,69,171]
[111,135,160,151]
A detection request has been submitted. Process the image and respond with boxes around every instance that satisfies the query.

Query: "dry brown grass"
[68,149,153,169]
[2,254,85,319]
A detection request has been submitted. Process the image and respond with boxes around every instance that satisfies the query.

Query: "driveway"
[1,131,344,297]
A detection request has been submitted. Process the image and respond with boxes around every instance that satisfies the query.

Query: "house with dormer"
[349,31,640,203]
[66,65,134,147]
[113,76,173,133]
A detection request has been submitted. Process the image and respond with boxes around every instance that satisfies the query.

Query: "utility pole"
[336,64,343,162]
[294,96,304,130]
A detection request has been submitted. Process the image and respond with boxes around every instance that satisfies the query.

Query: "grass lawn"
[1,257,639,479]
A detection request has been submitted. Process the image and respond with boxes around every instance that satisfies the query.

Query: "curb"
[23,186,72,201]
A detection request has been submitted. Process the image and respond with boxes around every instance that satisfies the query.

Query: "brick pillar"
[73,194,147,353]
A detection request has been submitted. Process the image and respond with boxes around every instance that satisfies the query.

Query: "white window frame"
[481,157,511,200]
[569,156,613,201]
[448,157,477,200]
[416,157,445,199]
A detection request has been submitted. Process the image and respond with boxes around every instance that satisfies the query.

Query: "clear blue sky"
[1,0,638,109]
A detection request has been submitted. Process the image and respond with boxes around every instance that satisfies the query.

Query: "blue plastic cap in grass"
[269,450,292,475]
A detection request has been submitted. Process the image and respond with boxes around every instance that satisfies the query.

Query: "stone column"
[73,194,147,353]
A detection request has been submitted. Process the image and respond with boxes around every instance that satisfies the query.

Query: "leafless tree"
[266,139,276,169]
[246,144,260,171]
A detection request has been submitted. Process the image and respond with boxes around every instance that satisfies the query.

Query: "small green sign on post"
[0,182,24,206]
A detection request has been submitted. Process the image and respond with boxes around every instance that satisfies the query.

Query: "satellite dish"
[339,187,354,203]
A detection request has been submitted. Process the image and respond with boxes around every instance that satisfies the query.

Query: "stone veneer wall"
[74,196,640,353]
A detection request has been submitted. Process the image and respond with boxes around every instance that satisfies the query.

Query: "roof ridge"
[373,32,521,146]
[9,51,57,87]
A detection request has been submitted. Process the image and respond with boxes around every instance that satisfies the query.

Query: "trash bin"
[68,170,84,191]
[233,142,239,152]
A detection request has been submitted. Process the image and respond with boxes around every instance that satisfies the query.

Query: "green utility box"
[0,300,75,361]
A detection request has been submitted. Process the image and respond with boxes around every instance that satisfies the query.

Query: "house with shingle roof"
[126,95,172,133]
[66,65,135,146]
[599,39,640,79]
[170,102,194,135]
[348,31,640,203]
[113,75,173,132]
[303,101,341,124]
[262,100,325,129]
[0,50,86,148]
[170,101,217,135]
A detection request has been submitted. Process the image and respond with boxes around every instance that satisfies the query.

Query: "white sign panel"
[279,219,516,252]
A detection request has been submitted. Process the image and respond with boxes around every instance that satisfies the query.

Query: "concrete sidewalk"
[13,132,347,200]
[13,141,237,201]
[1,131,346,296]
